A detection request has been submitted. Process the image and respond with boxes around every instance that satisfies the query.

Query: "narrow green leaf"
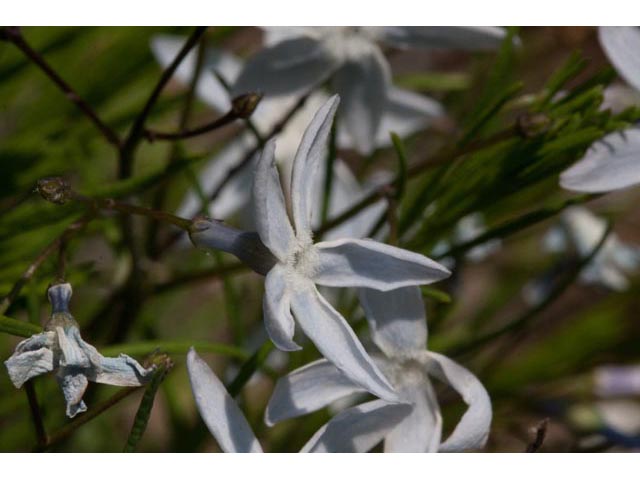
[1,315,41,337]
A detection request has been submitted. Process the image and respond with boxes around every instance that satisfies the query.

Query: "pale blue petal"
[425,352,492,452]
[4,333,55,388]
[232,37,337,97]
[265,359,363,426]
[358,286,427,357]
[290,95,340,237]
[599,27,640,92]
[377,26,507,51]
[289,285,398,402]
[332,43,390,155]
[560,129,640,193]
[301,399,412,453]
[263,264,301,351]
[57,370,89,418]
[384,382,442,453]
[253,139,296,262]
[314,238,451,291]
[187,349,263,453]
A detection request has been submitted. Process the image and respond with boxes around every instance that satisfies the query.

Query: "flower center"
[383,354,428,389]
[285,239,319,281]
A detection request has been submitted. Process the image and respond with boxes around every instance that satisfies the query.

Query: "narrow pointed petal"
[333,43,390,155]
[56,326,92,368]
[384,383,442,453]
[377,26,507,51]
[599,27,640,92]
[301,399,412,453]
[253,139,296,261]
[358,286,427,357]
[91,354,155,387]
[232,37,337,97]
[260,27,318,46]
[263,264,301,351]
[187,349,263,453]
[265,359,363,426]
[57,370,89,418]
[375,88,443,146]
[289,285,398,402]
[150,35,242,112]
[4,332,55,388]
[290,95,340,237]
[314,238,451,291]
[560,129,640,193]
[424,352,492,452]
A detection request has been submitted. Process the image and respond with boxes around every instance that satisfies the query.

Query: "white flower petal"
[150,34,242,112]
[358,286,427,357]
[232,37,337,97]
[4,333,55,388]
[384,383,442,453]
[92,354,155,387]
[301,399,412,453]
[289,285,398,402]
[187,349,263,453]
[177,133,257,220]
[314,238,451,291]
[260,27,318,46]
[56,326,92,368]
[253,139,296,261]
[332,43,390,155]
[263,264,301,351]
[290,95,340,238]
[265,359,363,426]
[599,27,640,93]
[377,26,507,51]
[425,352,492,452]
[57,370,89,418]
[560,129,640,193]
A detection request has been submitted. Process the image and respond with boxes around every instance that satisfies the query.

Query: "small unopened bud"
[231,92,263,119]
[189,216,277,275]
[37,177,72,204]
[516,113,551,138]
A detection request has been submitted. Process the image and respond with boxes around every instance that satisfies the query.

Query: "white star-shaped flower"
[561,27,640,193]
[264,285,491,452]
[530,206,640,296]
[150,34,441,222]
[186,348,412,453]
[232,26,506,154]
[4,283,155,418]
[190,95,451,401]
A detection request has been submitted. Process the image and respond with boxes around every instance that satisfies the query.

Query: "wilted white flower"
[560,27,640,193]
[4,283,155,418]
[151,35,438,224]
[265,286,491,452]
[190,96,451,402]
[231,26,506,155]
[186,348,411,452]
[545,206,640,291]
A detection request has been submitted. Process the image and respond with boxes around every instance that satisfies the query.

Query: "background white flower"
[187,348,411,453]
[232,26,506,154]
[265,285,492,452]
[4,283,155,418]
[150,34,441,225]
[560,27,640,193]
[540,206,640,292]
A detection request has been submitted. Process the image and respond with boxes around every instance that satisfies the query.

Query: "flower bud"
[231,92,263,119]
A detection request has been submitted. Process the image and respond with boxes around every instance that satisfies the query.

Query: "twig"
[118,26,208,179]
[525,418,550,452]
[144,110,238,142]
[25,381,48,448]
[1,27,120,148]
[0,214,90,316]
[35,386,142,451]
